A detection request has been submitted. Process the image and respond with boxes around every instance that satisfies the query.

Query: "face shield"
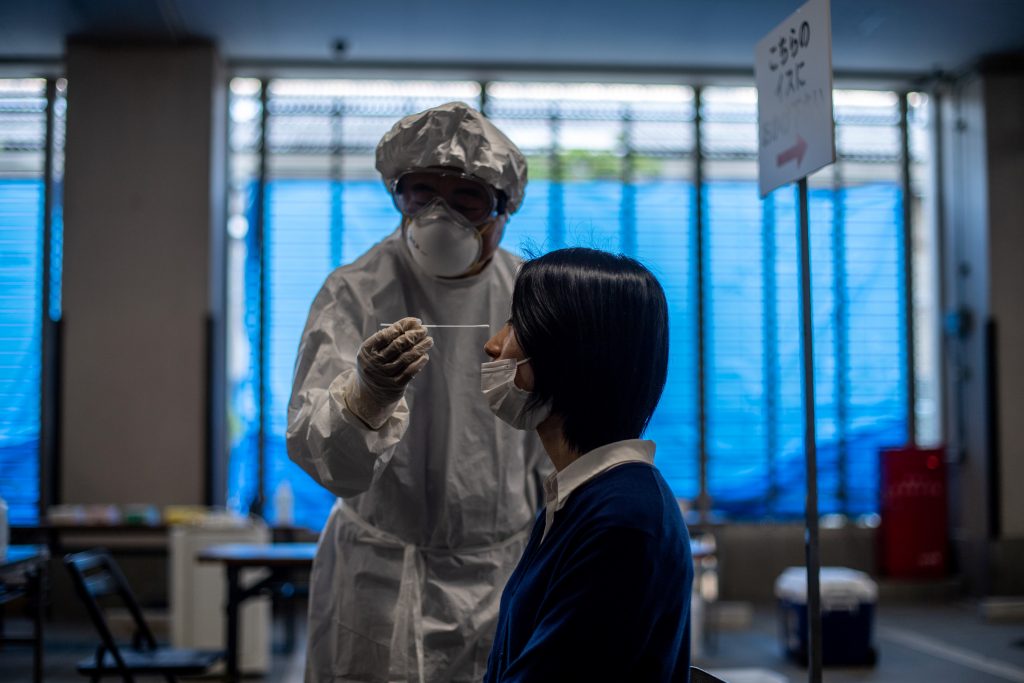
[391,169,507,227]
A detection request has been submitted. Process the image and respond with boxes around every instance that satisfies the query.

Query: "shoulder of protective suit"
[458,246,520,291]
[494,245,523,264]
[319,229,404,291]
[315,235,523,302]
[490,246,524,279]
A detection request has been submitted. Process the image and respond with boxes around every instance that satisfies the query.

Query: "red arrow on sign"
[776,134,808,168]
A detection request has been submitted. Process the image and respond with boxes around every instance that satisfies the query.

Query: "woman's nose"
[483,323,509,359]
[483,334,501,359]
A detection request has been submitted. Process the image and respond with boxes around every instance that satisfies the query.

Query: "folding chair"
[691,666,728,682]
[64,549,223,682]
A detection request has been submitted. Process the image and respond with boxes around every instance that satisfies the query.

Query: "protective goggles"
[391,169,506,226]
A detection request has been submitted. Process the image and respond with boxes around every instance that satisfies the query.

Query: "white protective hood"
[375,101,528,214]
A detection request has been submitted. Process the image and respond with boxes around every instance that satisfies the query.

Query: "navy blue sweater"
[484,462,693,682]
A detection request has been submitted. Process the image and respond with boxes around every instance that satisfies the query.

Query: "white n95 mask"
[480,358,552,430]
[404,198,482,278]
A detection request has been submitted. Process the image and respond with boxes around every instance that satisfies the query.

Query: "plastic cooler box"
[775,567,878,667]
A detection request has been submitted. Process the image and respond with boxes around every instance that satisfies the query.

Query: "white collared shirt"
[541,439,656,542]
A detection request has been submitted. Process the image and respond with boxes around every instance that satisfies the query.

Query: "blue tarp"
[226,179,906,529]
[0,177,906,527]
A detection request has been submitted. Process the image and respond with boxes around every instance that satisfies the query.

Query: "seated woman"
[481,247,693,682]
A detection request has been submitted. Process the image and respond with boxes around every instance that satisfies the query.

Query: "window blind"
[0,78,64,524]
[227,78,921,527]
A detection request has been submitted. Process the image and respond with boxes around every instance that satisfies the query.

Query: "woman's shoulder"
[546,468,690,587]
[565,467,691,572]
[573,463,684,534]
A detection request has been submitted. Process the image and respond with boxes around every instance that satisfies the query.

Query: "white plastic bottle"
[273,480,294,527]
[0,494,9,560]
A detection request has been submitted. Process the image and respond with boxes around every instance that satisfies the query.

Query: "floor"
[699,602,1024,683]
[1,602,1023,681]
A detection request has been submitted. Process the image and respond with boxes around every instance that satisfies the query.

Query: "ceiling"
[2,0,1023,81]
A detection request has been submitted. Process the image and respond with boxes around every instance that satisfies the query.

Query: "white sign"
[755,0,836,197]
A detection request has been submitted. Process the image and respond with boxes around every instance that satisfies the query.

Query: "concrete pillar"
[940,59,1024,595]
[61,42,226,506]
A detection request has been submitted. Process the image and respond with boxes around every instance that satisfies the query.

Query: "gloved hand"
[345,317,433,429]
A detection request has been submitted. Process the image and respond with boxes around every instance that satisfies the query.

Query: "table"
[198,543,316,682]
[13,520,316,556]
[0,545,49,683]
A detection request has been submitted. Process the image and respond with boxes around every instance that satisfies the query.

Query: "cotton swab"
[380,323,491,327]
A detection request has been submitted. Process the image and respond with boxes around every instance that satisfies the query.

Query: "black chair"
[691,667,728,682]
[64,549,224,682]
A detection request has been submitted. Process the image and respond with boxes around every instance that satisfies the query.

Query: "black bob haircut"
[511,247,669,455]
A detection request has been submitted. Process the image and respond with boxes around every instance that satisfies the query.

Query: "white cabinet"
[170,521,271,673]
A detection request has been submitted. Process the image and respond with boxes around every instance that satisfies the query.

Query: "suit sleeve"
[285,276,410,498]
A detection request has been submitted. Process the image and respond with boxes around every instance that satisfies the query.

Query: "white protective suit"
[286,103,548,683]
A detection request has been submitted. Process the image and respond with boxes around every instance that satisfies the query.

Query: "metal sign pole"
[797,176,823,683]
[755,3,832,674]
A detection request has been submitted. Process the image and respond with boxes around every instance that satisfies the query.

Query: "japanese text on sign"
[755,0,835,196]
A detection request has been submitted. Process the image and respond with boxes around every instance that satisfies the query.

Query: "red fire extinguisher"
[879,447,948,578]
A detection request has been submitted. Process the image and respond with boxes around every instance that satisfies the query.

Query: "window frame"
[0,75,66,525]
[224,72,934,526]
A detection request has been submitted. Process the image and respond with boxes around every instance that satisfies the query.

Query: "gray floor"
[699,602,1024,683]
[0,615,308,682]
[1,602,1023,681]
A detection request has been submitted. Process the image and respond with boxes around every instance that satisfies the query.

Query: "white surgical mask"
[481,357,552,430]
[404,198,482,278]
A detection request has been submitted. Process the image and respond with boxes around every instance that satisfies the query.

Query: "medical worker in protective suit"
[286,102,548,682]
